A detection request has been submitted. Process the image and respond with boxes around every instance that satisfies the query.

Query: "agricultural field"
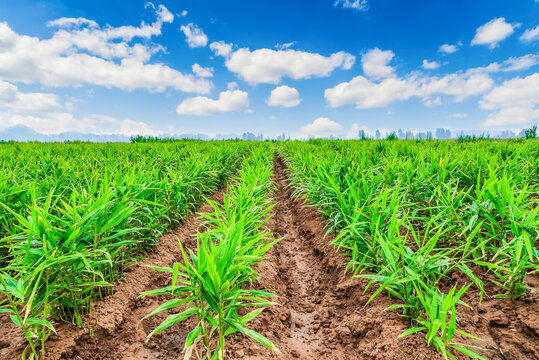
[0,139,538,360]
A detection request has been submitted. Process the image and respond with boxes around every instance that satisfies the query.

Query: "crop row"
[142,143,280,359]
[0,141,253,359]
[281,139,539,359]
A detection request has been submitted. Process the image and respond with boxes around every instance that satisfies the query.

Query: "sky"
[0,0,538,139]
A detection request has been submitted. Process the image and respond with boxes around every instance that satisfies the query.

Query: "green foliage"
[281,139,538,359]
[142,146,280,359]
[524,126,537,140]
[386,132,398,141]
[0,141,252,358]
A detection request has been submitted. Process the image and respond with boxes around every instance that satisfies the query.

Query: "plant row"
[142,144,280,360]
[281,139,538,360]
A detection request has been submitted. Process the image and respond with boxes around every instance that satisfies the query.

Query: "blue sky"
[0,0,537,138]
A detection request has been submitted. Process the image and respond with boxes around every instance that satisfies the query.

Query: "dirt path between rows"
[226,155,441,360]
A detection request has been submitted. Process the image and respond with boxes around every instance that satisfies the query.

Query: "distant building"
[242,132,257,141]
[436,128,451,139]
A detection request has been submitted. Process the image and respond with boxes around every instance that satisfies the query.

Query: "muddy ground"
[0,155,538,360]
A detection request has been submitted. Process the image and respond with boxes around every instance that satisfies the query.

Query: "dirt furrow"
[226,155,441,359]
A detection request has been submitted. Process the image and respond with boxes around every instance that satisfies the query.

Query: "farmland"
[0,139,538,360]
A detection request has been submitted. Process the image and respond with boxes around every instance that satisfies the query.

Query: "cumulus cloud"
[480,73,539,127]
[422,59,440,70]
[471,17,520,49]
[212,46,355,84]
[361,48,395,79]
[0,111,161,135]
[0,81,62,112]
[192,63,213,77]
[0,6,211,93]
[325,63,494,109]
[176,89,249,115]
[468,54,539,73]
[209,41,233,57]
[480,73,539,110]
[334,0,369,11]
[300,117,342,137]
[266,85,301,107]
[325,76,417,109]
[417,72,493,102]
[483,107,538,127]
[439,44,458,53]
[520,25,539,43]
[180,23,208,48]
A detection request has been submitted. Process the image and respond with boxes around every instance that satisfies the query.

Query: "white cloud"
[466,54,539,74]
[176,89,249,115]
[361,48,395,79]
[214,46,355,84]
[156,4,174,23]
[448,113,468,119]
[417,72,493,102]
[192,63,213,77]
[325,75,417,109]
[439,44,458,53]
[180,23,208,48]
[47,17,99,28]
[267,85,301,107]
[0,81,62,112]
[496,54,539,71]
[520,25,539,43]
[480,73,539,110]
[275,42,295,50]
[300,117,342,137]
[423,96,442,106]
[0,6,211,94]
[483,107,539,127]
[480,73,539,127]
[227,81,239,90]
[471,17,520,49]
[422,59,440,70]
[346,123,369,138]
[209,41,233,57]
[334,0,369,11]
[0,111,161,135]
[325,69,493,109]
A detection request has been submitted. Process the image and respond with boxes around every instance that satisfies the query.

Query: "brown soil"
[439,267,539,360]
[1,154,538,360]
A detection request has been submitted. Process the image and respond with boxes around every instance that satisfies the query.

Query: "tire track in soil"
[226,155,441,360]
[41,188,227,360]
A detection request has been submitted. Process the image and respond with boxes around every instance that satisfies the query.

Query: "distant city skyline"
[0,124,534,142]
